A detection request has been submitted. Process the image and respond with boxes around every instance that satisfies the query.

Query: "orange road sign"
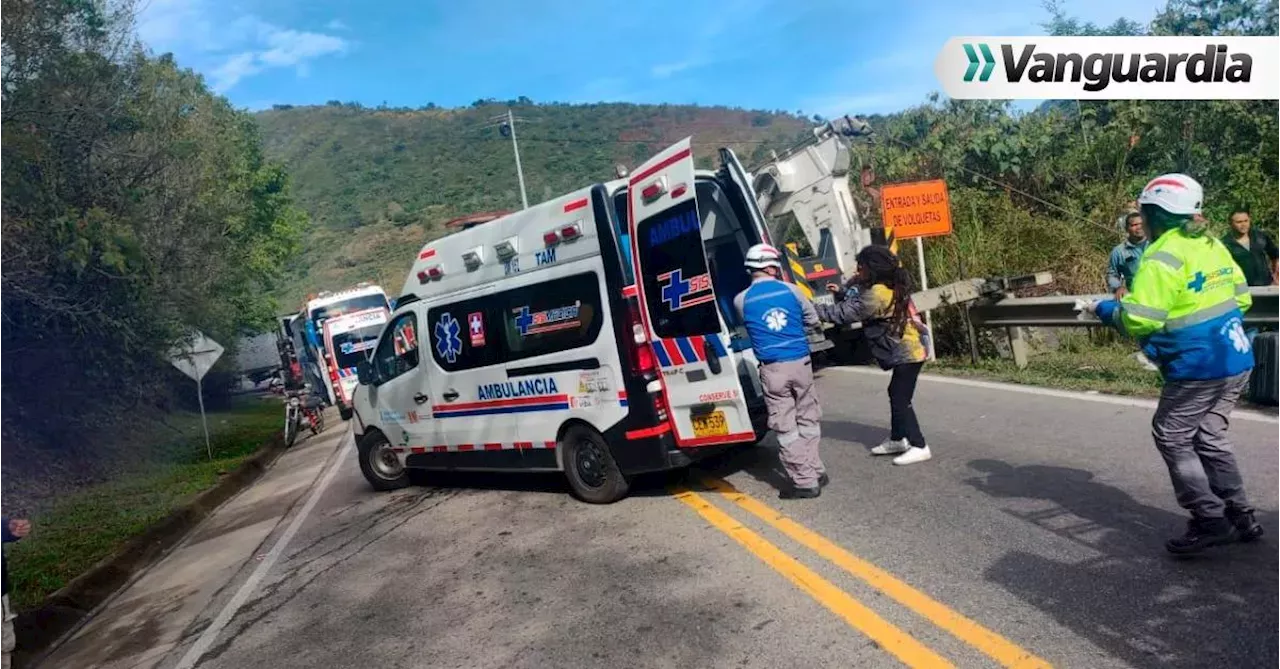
[879,180,953,240]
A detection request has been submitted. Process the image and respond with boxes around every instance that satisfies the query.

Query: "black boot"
[1226,506,1264,543]
[1166,517,1236,555]
[780,486,820,499]
[819,473,830,488]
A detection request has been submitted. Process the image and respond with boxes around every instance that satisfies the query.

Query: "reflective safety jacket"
[1095,228,1254,381]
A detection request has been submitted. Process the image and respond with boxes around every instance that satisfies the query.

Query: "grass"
[929,337,1165,398]
[5,397,282,611]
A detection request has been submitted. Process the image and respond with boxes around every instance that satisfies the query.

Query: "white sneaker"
[870,438,910,455]
[892,446,932,466]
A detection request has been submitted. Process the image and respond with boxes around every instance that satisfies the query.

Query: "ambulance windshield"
[332,327,381,370]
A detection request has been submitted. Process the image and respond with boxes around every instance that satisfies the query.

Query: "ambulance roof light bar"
[417,265,443,283]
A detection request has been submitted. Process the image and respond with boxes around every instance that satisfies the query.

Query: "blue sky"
[138,0,1166,114]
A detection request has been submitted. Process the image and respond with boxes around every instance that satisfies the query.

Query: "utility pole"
[485,109,530,209]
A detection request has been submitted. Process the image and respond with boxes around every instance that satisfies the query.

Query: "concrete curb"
[11,431,289,668]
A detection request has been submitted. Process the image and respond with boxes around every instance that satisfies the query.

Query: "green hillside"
[253,101,816,304]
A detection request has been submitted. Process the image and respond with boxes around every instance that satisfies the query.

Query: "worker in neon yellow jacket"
[1086,173,1261,555]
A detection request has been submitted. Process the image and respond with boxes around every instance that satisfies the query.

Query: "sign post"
[879,179,954,361]
[169,331,225,461]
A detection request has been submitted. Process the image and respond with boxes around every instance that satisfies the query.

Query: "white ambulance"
[350,139,816,503]
[298,284,390,410]
[321,306,390,420]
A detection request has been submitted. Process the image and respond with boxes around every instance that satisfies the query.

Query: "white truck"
[750,116,878,306]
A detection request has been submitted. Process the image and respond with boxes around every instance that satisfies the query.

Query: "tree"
[1,0,307,443]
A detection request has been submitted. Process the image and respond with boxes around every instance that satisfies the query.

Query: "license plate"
[691,410,728,438]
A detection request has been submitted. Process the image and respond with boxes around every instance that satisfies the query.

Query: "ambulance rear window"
[634,199,719,339]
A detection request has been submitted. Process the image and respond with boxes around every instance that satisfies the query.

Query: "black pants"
[888,362,926,447]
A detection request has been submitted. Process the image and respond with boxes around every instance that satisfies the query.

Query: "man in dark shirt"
[1221,209,1279,286]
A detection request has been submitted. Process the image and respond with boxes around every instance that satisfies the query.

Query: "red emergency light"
[641,179,666,201]
[560,222,582,240]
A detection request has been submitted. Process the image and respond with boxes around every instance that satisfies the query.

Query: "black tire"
[561,425,630,504]
[339,405,354,421]
[358,431,410,491]
[284,407,299,448]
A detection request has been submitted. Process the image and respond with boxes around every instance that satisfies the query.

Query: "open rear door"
[628,138,756,447]
[718,147,812,298]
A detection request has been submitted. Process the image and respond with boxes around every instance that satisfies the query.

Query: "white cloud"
[326,19,350,31]
[651,60,695,79]
[210,52,260,92]
[136,0,349,92]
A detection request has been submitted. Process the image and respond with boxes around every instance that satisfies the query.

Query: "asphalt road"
[39,369,1278,669]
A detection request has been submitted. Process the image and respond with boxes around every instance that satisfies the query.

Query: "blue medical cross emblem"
[513,306,533,336]
[434,312,463,363]
[1187,271,1206,292]
[661,269,691,310]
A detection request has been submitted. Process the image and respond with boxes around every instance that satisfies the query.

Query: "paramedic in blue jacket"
[1,516,30,665]
[1085,173,1262,554]
[733,244,828,499]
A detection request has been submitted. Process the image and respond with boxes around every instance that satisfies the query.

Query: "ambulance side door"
[364,307,439,453]
[627,138,756,447]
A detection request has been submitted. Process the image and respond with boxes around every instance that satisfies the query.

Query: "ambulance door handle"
[702,337,722,376]
[414,393,430,405]
[442,389,459,402]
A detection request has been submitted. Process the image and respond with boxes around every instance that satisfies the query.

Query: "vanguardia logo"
[936,37,1277,100]
[996,44,1252,91]
[963,43,996,82]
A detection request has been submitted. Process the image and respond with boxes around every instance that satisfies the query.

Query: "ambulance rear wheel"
[562,425,629,504]
[358,431,410,491]
[339,405,353,421]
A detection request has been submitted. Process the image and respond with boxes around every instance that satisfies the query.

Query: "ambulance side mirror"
[357,360,378,386]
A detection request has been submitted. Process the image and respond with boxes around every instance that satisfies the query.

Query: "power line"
[876,135,1123,238]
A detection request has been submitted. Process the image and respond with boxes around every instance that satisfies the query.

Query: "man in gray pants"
[1087,173,1262,554]
[734,244,827,499]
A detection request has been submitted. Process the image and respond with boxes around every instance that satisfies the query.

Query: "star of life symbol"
[1224,318,1251,354]
[764,307,788,332]
[434,312,463,364]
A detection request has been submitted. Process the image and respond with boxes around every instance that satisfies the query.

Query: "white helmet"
[1138,173,1203,216]
[744,243,783,272]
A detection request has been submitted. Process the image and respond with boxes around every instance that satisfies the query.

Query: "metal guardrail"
[970,286,1280,329]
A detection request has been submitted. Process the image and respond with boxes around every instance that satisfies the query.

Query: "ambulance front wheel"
[562,425,630,504]
[358,431,410,491]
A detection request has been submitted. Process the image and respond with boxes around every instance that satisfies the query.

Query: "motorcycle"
[284,385,326,447]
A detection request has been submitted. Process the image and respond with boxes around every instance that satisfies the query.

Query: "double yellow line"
[673,478,1052,669]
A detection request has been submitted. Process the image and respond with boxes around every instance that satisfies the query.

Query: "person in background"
[1221,208,1279,287]
[734,243,828,499]
[815,245,933,466]
[1108,212,1149,298]
[1086,174,1262,555]
[2,517,31,669]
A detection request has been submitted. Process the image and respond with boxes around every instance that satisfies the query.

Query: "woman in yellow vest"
[1086,173,1261,555]
[816,245,933,466]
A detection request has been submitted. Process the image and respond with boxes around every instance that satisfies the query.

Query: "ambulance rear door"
[718,147,813,297]
[627,138,756,447]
